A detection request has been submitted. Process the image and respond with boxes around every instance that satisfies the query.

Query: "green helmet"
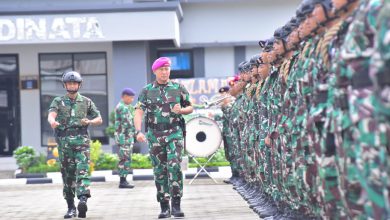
[62,71,83,83]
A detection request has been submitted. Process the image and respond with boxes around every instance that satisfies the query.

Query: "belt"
[148,122,180,131]
[335,94,349,110]
[351,70,373,89]
[315,91,328,104]
[56,128,88,137]
[377,71,390,87]
[337,76,350,88]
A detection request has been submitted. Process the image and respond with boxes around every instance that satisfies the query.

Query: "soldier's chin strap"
[64,83,81,95]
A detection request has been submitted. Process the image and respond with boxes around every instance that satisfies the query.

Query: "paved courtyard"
[0,179,259,220]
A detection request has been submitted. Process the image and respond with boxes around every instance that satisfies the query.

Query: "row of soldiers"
[221,0,390,219]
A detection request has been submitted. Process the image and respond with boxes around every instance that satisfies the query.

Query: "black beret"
[122,88,136,96]
[218,86,230,93]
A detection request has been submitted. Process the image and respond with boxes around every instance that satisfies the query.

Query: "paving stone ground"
[0,178,259,220]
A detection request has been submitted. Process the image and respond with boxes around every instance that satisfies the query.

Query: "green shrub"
[189,161,230,168]
[13,146,36,173]
[131,153,152,169]
[90,140,102,164]
[188,148,228,163]
[104,111,116,138]
[95,153,119,170]
[27,163,60,173]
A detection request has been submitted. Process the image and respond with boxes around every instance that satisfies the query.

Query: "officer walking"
[47,71,102,219]
[134,57,193,219]
[114,88,136,189]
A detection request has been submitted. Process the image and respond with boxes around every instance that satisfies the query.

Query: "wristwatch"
[135,130,141,136]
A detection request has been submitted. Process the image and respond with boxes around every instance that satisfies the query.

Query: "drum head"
[185,116,222,157]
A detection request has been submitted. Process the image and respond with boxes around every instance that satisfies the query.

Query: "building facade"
[0,0,299,155]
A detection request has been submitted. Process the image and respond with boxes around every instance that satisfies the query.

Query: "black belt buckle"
[351,65,373,89]
[315,91,328,104]
[150,123,178,131]
[336,94,348,110]
[56,128,88,137]
[377,72,390,88]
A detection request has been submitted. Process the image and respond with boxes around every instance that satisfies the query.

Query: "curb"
[0,167,232,185]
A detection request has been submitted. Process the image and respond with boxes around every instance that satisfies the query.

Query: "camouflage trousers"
[57,135,91,200]
[117,144,133,177]
[222,133,238,176]
[147,129,184,202]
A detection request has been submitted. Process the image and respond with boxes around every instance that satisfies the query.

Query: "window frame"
[38,52,109,147]
[157,49,194,79]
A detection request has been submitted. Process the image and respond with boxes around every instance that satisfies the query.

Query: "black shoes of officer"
[77,195,88,218]
[64,199,77,219]
[119,177,135,189]
[158,200,171,219]
[171,197,185,218]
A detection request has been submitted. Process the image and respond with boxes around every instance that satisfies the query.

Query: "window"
[39,52,108,146]
[158,50,194,78]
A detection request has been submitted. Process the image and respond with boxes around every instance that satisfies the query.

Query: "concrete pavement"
[0,179,259,220]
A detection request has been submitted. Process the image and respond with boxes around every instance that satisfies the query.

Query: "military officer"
[48,71,102,219]
[134,57,193,219]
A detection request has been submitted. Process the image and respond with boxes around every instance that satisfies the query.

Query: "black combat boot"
[77,195,88,218]
[158,200,171,219]
[119,177,135,189]
[64,199,77,219]
[171,197,185,218]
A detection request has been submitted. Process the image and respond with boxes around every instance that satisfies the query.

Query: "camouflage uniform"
[136,81,190,202]
[259,74,273,195]
[221,102,238,176]
[277,52,299,210]
[114,101,135,178]
[230,91,245,178]
[49,93,100,200]
[239,83,251,180]
[267,65,284,204]
[341,0,389,218]
[246,81,259,183]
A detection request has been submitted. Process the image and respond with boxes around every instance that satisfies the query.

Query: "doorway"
[0,55,20,156]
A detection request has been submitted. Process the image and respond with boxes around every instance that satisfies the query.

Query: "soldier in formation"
[224,0,390,219]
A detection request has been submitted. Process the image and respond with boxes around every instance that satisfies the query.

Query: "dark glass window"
[40,53,108,146]
[158,50,194,78]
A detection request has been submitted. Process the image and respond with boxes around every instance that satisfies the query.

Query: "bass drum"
[185,116,222,157]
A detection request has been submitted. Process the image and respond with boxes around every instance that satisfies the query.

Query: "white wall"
[204,46,234,78]
[180,0,301,46]
[245,45,262,61]
[0,42,112,153]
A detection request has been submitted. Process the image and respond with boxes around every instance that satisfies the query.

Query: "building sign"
[173,77,230,106]
[20,75,39,90]
[0,11,180,45]
[0,16,104,42]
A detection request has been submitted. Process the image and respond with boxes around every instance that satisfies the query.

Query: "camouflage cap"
[274,27,291,41]
[287,17,301,29]
[313,0,333,12]
[296,0,315,18]
[238,61,249,73]
[249,54,261,67]
[259,37,275,52]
